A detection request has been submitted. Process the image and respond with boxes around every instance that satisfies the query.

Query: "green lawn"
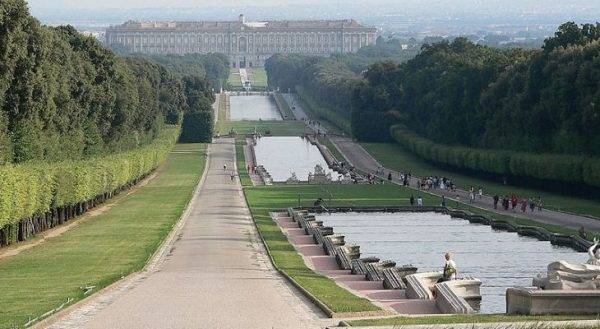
[227,68,243,90]
[273,92,296,120]
[348,314,599,327]
[235,140,253,187]
[0,144,206,328]
[362,142,600,219]
[248,67,268,89]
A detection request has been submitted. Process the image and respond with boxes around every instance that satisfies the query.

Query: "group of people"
[492,195,543,213]
[418,176,456,191]
[468,186,484,203]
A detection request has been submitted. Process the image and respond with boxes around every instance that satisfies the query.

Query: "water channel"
[230,95,282,121]
[317,211,585,314]
[254,136,338,182]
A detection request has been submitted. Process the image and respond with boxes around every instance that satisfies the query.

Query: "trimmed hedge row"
[0,127,180,245]
[390,125,600,188]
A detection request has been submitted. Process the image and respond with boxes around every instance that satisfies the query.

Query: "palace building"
[105,14,378,67]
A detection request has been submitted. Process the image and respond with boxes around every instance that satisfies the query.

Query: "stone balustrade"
[507,287,600,315]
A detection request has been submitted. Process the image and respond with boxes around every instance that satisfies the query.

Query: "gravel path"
[44,139,329,329]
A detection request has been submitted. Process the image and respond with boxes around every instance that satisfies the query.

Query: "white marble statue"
[587,238,600,266]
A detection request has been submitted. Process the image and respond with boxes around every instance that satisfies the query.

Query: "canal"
[230,95,282,121]
[254,136,338,182]
[317,211,585,314]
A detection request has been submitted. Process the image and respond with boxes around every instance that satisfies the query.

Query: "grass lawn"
[348,314,599,327]
[0,144,206,328]
[227,68,243,90]
[362,142,600,219]
[235,139,253,187]
[273,92,296,120]
[248,67,268,89]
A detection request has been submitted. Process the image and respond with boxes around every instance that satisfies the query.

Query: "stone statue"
[533,239,600,290]
[286,172,299,184]
[587,238,600,266]
[308,165,332,184]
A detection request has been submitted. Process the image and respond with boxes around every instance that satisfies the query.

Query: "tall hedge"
[390,125,600,188]
[0,127,180,245]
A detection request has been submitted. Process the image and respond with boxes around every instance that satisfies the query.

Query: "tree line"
[265,22,600,188]
[265,39,419,133]
[0,0,225,165]
[0,0,225,245]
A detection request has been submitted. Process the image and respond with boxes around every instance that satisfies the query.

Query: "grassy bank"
[235,140,253,187]
[362,142,600,219]
[227,68,243,90]
[348,314,598,327]
[273,92,296,120]
[248,67,268,89]
[0,144,206,328]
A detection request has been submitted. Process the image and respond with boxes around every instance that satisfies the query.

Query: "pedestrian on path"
[441,195,446,207]
[223,164,227,171]
[388,172,392,182]
[230,172,235,181]
[529,198,536,212]
[521,199,528,213]
[493,195,499,209]
[478,187,483,199]
[537,196,543,211]
[410,195,415,206]
[417,196,423,206]
[469,190,475,204]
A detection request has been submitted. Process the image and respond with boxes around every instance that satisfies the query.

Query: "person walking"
[529,198,536,212]
[410,195,415,206]
[493,195,499,209]
[537,196,543,211]
[469,190,475,204]
[478,187,483,199]
[388,172,392,182]
[441,195,446,207]
[417,196,424,206]
[521,198,528,213]
[223,164,227,171]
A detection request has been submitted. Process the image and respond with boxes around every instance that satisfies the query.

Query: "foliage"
[0,127,180,229]
[0,1,216,163]
[264,39,418,130]
[390,125,600,188]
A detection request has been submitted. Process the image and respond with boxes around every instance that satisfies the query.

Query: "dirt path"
[43,139,330,329]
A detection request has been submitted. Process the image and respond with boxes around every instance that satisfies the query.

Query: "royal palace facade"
[105,15,377,67]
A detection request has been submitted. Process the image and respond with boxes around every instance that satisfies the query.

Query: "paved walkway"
[330,135,600,233]
[46,139,328,329]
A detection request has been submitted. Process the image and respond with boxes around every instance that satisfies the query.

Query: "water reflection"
[317,212,586,314]
[230,95,282,121]
[254,136,338,182]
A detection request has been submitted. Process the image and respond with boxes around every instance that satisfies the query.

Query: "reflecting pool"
[254,136,338,182]
[230,95,282,121]
[317,212,585,314]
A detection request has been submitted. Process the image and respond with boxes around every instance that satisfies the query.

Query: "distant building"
[104,14,377,67]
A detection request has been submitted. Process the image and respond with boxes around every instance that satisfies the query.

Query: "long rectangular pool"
[317,212,585,314]
[230,95,282,121]
[253,136,338,182]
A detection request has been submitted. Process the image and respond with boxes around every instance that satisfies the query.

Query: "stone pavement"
[330,319,600,329]
[44,138,329,329]
[329,135,600,233]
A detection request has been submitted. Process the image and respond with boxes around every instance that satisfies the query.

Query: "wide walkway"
[46,139,327,329]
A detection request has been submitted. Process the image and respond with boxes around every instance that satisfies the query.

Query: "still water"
[254,136,338,182]
[230,95,282,121]
[317,212,585,314]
